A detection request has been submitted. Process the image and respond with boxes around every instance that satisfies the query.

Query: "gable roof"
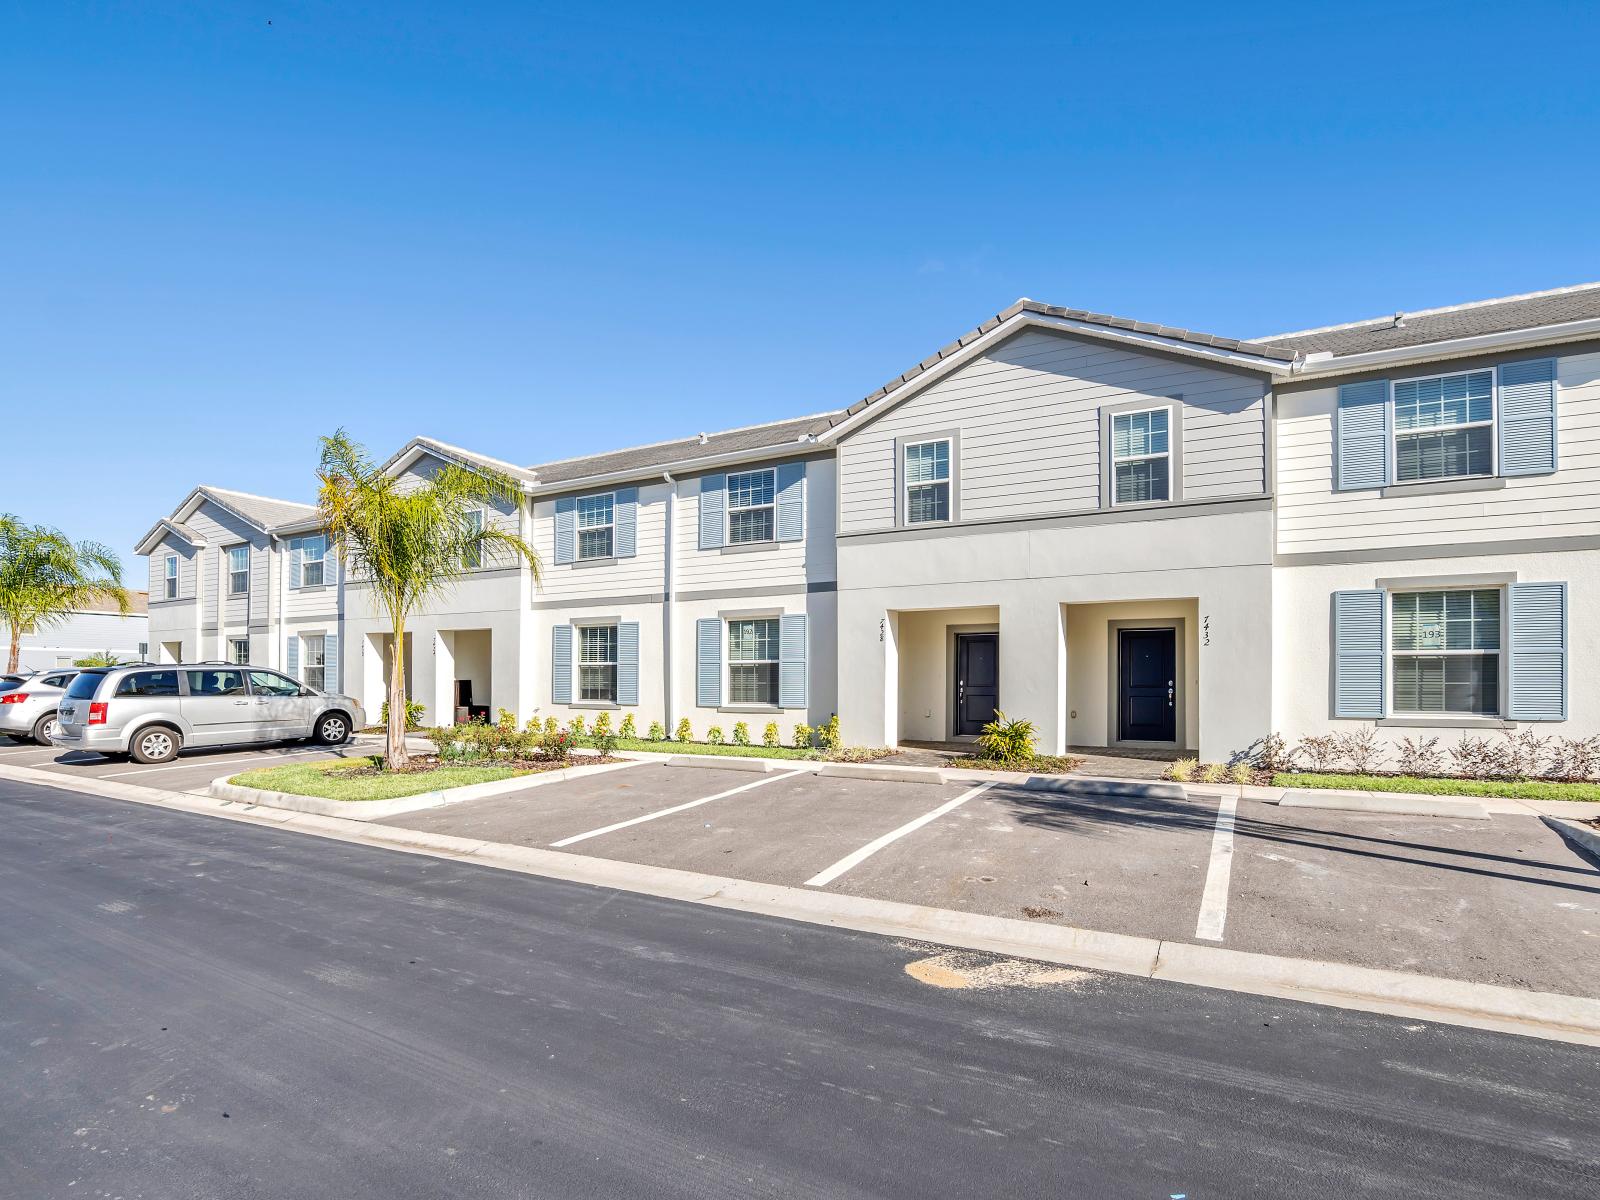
[526,412,840,487]
[1251,282,1600,359]
[195,486,317,530]
[383,436,542,486]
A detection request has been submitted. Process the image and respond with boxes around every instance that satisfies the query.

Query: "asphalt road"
[3,778,1598,1200]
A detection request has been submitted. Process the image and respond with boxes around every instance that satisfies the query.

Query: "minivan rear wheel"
[31,712,60,745]
[131,726,181,765]
[314,713,350,746]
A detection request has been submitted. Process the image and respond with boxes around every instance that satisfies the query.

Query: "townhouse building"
[138,282,1600,762]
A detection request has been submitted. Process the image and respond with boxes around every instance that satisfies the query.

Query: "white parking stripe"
[804,782,994,888]
[1194,791,1238,942]
[96,748,352,780]
[550,770,807,848]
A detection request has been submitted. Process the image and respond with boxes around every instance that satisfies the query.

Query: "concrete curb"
[5,759,1600,1047]
[667,754,801,774]
[207,757,649,820]
[1540,814,1600,867]
[1278,790,1491,820]
[815,762,947,785]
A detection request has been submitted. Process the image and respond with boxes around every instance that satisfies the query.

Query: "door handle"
[233,700,249,706]
[1167,681,1175,707]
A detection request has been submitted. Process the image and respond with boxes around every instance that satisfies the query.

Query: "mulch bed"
[353,754,618,776]
[944,755,1085,775]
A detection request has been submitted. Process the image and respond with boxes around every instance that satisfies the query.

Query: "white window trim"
[575,620,619,703]
[227,546,250,596]
[464,508,485,569]
[725,468,778,545]
[301,536,327,588]
[230,638,251,665]
[1391,367,1497,485]
[164,555,178,600]
[301,634,328,691]
[576,492,616,561]
[1109,405,1173,507]
[902,438,953,525]
[1385,585,1506,719]
[725,614,782,707]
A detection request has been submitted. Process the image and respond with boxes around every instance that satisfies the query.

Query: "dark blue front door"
[1118,628,1176,742]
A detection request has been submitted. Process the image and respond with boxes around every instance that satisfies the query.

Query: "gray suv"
[53,664,366,764]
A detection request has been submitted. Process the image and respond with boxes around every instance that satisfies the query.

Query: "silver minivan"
[0,669,78,744]
[53,664,366,764]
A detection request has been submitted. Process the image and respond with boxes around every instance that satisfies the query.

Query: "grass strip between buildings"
[1273,772,1600,802]
[233,756,525,801]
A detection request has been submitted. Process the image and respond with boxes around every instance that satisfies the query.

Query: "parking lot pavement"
[0,737,366,794]
[1225,800,1600,996]
[822,780,1228,943]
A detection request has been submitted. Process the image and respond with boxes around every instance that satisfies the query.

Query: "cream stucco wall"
[1064,599,1199,750]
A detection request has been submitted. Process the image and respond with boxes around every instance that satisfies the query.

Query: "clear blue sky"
[5,1,1598,575]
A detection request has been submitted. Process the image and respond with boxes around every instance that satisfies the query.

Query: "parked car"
[52,664,365,764]
[0,669,78,744]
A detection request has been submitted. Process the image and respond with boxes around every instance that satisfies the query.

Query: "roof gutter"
[1287,317,1600,378]
[527,438,821,495]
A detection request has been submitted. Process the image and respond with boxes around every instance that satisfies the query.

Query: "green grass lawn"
[606,737,819,760]
[232,756,525,801]
[1272,772,1600,802]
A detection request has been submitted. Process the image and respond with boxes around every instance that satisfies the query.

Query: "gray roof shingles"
[200,487,318,530]
[527,413,841,485]
[1250,284,1600,357]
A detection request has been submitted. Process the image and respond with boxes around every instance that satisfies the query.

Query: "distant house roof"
[526,412,841,486]
[1250,282,1600,358]
[81,591,148,615]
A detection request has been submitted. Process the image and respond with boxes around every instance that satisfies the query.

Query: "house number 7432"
[1203,615,1211,647]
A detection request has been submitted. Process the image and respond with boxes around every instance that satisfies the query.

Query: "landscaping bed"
[232,753,614,803]
[1270,772,1600,803]
[944,754,1084,775]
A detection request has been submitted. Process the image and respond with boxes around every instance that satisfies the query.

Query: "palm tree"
[0,515,130,674]
[316,430,541,769]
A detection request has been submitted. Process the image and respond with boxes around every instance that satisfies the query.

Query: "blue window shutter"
[551,624,572,704]
[1335,380,1391,491]
[1331,590,1385,718]
[775,461,805,542]
[696,617,722,707]
[779,613,808,709]
[699,474,726,550]
[323,632,338,692]
[617,622,640,705]
[554,497,576,565]
[287,634,300,680]
[1498,358,1558,477]
[614,487,638,558]
[1509,582,1566,720]
[289,538,303,590]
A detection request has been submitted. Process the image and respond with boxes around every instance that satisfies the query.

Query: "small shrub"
[1296,734,1339,773]
[1546,735,1600,781]
[647,720,666,742]
[592,731,618,757]
[762,721,780,748]
[675,718,693,743]
[816,714,842,753]
[569,715,587,738]
[1498,728,1549,779]
[524,716,542,734]
[618,713,637,739]
[592,712,612,737]
[792,723,813,750]
[1198,762,1227,784]
[1248,733,1295,773]
[541,730,572,762]
[977,710,1036,763]
[496,707,517,731]
[732,721,750,746]
[1228,762,1254,786]
[544,716,559,737]
[706,725,725,745]
[379,698,427,730]
[1449,734,1496,780]
[1333,726,1384,773]
[1394,736,1444,777]
[1169,758,1198,782]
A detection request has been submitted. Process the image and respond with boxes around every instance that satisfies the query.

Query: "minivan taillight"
[0,693,26,704]
[88,702,108,725]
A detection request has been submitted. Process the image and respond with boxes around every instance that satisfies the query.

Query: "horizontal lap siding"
[1275,349,1600,555]
[837,328,1267,533]
[533,482,667,601]
[673,457,835,593]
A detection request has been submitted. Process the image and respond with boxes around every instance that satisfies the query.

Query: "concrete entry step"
[1278,789,1491,820]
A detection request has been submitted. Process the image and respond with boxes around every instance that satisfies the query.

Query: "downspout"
[662,471,677,732]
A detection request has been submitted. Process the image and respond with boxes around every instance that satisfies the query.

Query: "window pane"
[906,481,949,523]
[116,671,180,697]
[904,441,950,485]
[728,507,774,544]
[579,665,616,702]
[185,669,246,696]
[578,527,614,559]
[231,639,251,665]
[302,560,324,587]
[1113,409,1169,459]
[729,663,779,705]
[1393,654,1498,715]
[727,470,775,508]
[728,618,779,662]
[1393,590,1499,651]
[1394,371,1493,432]
[577,494,613,528]
[248,671,301,697]
[579,625,617,663]
[1395,425,1492,481]
[1114,459,1170,504]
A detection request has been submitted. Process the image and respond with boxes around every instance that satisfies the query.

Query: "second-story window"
[164,555,178,600]
[463,509,484,569]
[1111,408,1171,504]
[228,546,249,596]
[302,536,326,588]
[1394,369,1494,483]
[904,439,951,523]
[727,470,776,544]
[577,494,614,559]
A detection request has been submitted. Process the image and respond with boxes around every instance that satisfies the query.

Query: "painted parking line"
[550,770,808,848]
[1194,791,1238,942]
[95,747,352,781]
[804,782,995,888]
